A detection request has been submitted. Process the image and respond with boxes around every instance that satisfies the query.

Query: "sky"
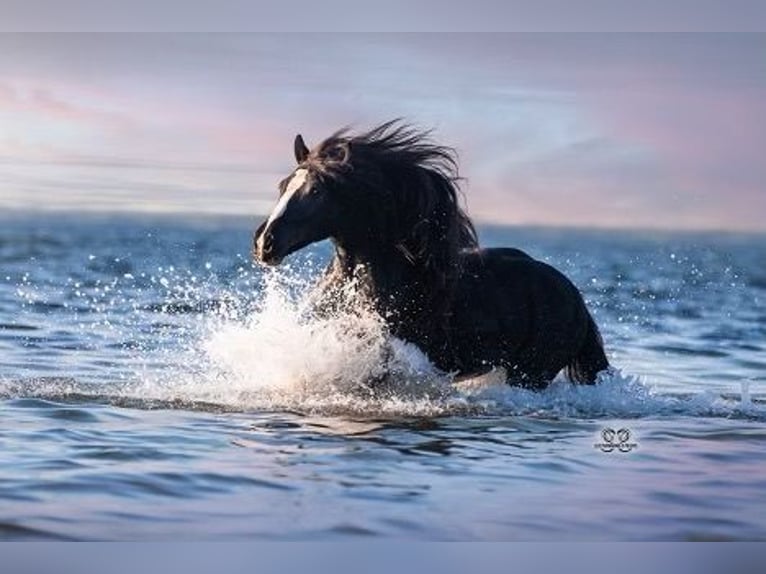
[0,33,764,231]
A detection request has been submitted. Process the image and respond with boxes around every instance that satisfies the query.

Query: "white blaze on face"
[267,168,308,227]
[256,168,309,258]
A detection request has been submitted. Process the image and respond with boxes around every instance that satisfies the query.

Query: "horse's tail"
[566,311,609,384]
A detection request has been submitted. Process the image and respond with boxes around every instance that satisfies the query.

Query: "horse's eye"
[326,145,348,163]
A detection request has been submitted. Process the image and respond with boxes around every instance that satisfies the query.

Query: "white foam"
[141,271,450,416]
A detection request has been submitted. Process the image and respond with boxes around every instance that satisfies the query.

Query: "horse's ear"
[294,134,309,163]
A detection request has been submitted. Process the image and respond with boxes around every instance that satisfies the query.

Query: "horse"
[252,120,609,389]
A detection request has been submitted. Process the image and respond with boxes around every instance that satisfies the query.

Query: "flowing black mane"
[310,120,478,253]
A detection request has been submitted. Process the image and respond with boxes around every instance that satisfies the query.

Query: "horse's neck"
[329,243,424,309]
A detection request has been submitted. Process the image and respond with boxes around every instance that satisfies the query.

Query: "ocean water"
[1,210,764,540]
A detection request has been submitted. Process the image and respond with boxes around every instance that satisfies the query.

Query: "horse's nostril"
[262,233,273,253]
[255,228,275,261]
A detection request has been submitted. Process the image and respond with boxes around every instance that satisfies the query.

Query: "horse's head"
[253,121,478,266]
[253,133,351,265]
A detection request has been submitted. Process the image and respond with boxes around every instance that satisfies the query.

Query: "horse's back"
[460,246,533,260]
[458,247,580,302]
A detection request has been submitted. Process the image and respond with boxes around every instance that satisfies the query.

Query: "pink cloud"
[585,86,766,229]
[0,80,135,129]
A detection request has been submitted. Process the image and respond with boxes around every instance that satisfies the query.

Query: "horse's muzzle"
[253,226,283,266]
[253,218,320,266]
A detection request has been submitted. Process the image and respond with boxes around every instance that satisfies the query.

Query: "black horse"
[253,121,609,389]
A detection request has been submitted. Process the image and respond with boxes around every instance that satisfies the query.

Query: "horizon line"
[1,204,763,237]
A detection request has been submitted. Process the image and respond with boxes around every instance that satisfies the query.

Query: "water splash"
[146,270,455,416]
